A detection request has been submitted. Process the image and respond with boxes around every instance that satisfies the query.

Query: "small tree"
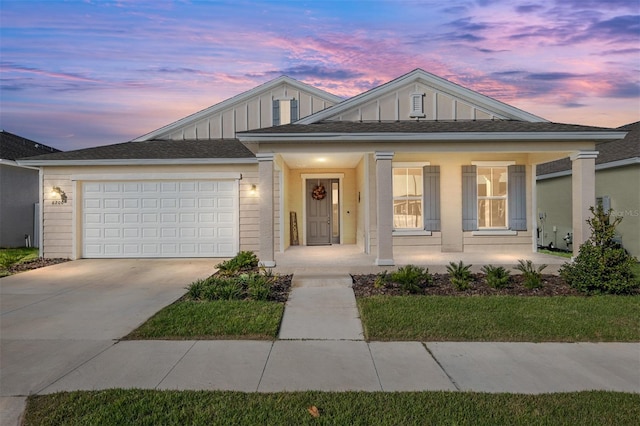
[560,204,638,294]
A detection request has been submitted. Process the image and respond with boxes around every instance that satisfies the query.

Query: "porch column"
[375,151,394,266]
[570,151,598,257]
[257,153,276,267]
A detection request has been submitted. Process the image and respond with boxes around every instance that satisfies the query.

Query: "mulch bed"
[351,273,584,297]
[6,258,70,274]
[267,274,292,302]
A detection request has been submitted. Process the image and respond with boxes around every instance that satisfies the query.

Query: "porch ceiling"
[280,152,364,169]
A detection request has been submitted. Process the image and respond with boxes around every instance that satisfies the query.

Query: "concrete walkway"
[2,262,639,425]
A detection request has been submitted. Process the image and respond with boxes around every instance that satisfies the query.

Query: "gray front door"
[306,179,332,245]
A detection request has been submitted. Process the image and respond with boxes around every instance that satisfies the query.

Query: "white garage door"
[82,180,238,258]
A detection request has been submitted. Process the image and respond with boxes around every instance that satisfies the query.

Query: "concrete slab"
[258,340,381,391]
[427,342,640,394]
[369,342,456,391]
[0,397,26,426]
[0,339,114,396]
[291,274,353,288]
[278,287,363,340]
[40,341,194,394]
[159,341,273,391]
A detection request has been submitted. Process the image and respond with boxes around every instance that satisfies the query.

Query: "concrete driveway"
[0,259,214,398]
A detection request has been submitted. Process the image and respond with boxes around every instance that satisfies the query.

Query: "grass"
[358,295,640,341]
[0,247,39,277]
[124,300,284,340]
[538,248,573,258]
[24,390,640,425]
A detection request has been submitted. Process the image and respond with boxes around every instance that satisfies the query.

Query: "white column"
[570,151,598,256]
[375,151,394,266]
[257,153,276,267]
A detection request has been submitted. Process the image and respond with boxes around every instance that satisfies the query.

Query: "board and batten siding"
[164,82,337,140]
[328,81,500,122]
[41,165,262,259]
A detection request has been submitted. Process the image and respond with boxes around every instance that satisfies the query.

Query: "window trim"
[410,92,425,118]
[472,161,515,230]
[392,162,430,231]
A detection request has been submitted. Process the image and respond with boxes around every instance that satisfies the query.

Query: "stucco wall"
[0,164,39,247]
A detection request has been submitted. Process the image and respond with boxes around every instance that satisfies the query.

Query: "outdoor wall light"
[250,184,257,195]
[51,186,68,204]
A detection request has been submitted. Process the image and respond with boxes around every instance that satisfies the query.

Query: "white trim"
[570,151,599,161]
[531,164,537,252]
[300,173,344,245]
[393,161,430,167]
[364,153,371,254]
[18,158,257,166]
[409,92,425,118]
[472,230,518,236]
[72,180,79,260]
[38,168,44,258]
[472,160,515,166]
[393,230,432,236]
[374,151,394,161]
[256,153,275,162]
[71,172,242,181]
[133,76,342,141]
[536,170,572,180]
[239,131,626,143]
[0,159,40,170]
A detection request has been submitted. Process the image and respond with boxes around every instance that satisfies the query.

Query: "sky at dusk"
[1,0,639,152]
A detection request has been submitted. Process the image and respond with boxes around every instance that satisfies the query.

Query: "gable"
[134,76,343,141]
[298,69,547,124]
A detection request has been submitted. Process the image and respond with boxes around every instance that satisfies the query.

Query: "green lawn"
[124,300,284,340]
[24,390,640,425]
[358,295,640,341]
[0,247,39,277]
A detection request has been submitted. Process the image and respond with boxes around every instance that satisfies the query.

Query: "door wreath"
[312,184,327,200]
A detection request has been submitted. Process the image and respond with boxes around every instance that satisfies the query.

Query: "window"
[273,99,298,126]
[410,93,425,118]
[393,167,423,229]
[477,166,508,228]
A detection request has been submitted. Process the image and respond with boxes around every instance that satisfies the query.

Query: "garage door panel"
[82,180,238,258]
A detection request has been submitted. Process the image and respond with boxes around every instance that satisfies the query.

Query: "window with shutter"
[273,98,298,126]
[423,165,441,231]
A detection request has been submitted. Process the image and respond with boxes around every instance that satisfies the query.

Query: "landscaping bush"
[447,261,473,291]
[560,204,639,294]
[215,251,259,275]
[186,270,277,301]
[481,265,511,289]
[515,259,547,289]
[242,273,272,301]
[390,264,432,294]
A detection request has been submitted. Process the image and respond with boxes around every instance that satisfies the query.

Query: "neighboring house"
[19,69,626,265]
[537,122,639,258]
[0,131,61,247]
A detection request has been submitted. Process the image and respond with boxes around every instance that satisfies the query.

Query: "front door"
[306,179,339,245]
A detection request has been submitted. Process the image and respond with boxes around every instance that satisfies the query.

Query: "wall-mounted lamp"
[51,186,68,204]
[250,184,257,195]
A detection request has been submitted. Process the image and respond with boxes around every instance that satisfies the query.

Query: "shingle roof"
[240,120,617,135]
[20,139,255,162]
[0,131,61,160]
[537,121,640,176]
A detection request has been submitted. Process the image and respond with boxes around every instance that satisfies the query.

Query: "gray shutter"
[423,165,440,231]
[272,100,280,126]
[290,99,298,122]
[508,165,527,230]
[462,165,477,231]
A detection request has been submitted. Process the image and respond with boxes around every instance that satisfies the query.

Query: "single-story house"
[1,131,61,247]
[19,69,627,265]
[537,121,639,258]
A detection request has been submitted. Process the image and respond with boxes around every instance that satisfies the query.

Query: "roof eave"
[238,131,627,143]
[17,158,258,167]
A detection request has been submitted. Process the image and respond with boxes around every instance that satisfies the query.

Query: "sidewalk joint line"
[255,340,275,392]
[422,342,461,391]
[156,340,197,390]
[366,342,385,391]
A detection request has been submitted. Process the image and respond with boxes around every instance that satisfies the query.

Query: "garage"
[82,180,238,258]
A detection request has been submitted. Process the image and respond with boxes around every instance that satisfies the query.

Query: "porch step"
[279,274,363,340]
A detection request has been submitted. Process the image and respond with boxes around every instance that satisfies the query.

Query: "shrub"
[186,278,207,300]
[481,265,511,289]
[373,270,389,289]
[242,273,273,301]
[559,204,638,294]
[390,264,432,294]
[514,259,546,289]
[447,261,473,291]
[216,251,259,276]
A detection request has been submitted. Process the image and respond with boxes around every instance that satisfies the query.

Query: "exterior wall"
[0,164,39,247]
[41,164,259,259]
[165,82,338,140]
[537,165,640,258]
[284,167,358,246]
[327,81,503,122]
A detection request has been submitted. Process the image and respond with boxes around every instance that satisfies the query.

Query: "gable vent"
[410,93,425,118]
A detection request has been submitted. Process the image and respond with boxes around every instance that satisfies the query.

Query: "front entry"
[306,179,340,245]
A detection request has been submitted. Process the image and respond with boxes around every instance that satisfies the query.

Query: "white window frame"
[392,162,429,231]
[410,93,425,118]
[472,161,514,230]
